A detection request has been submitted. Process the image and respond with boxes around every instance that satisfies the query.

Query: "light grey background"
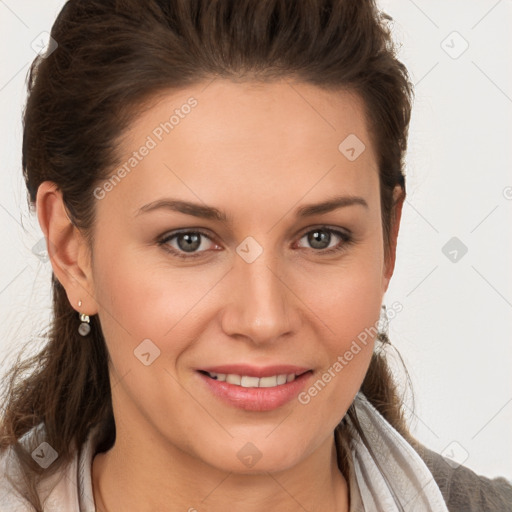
[1,1,511,480]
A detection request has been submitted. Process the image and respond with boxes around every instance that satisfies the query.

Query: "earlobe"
[36,181,98,315]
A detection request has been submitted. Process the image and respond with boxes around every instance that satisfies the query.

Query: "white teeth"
[240,376,260,388]
[277,374,287,385]
[259,376,278,387]
[207,372,297,388]
[225,374,241,385]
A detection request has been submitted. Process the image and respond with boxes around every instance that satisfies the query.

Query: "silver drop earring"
[377,304,390,347]
[378,304,389,337]
[77,300,91,336]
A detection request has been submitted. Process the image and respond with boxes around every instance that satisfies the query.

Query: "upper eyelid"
[160,228,218,244]
[297,225,351,238]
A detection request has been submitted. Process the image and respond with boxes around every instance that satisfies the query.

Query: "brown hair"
[0,0,415,509]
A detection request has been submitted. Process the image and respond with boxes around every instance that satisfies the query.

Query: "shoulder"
[0,423,81,512]
[414,442,512,512]
[0,443,37,511]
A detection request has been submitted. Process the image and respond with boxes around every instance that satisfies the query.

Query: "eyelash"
[157,227,353,260]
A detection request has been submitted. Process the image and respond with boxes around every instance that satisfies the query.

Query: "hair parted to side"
[0,0,416,510]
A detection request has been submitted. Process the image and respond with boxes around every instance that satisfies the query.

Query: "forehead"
[102,79,379,213]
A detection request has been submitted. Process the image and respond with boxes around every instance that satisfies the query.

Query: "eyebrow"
[135,195,368,223]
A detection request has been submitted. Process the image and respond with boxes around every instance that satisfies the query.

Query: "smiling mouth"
[198,370,312,388]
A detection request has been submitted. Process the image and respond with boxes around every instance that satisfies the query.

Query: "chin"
[196,438,307,475]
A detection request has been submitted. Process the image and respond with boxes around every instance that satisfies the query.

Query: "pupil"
[178,233,201,252]
[309,230,330,249]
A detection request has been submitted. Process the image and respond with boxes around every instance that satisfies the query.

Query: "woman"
[1,0,511,511]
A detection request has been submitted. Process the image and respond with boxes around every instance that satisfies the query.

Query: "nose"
[220,249,301,345]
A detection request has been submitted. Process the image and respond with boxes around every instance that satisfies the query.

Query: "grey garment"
[413,442,512,512]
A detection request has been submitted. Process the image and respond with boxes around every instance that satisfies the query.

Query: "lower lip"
[197,371,313,412]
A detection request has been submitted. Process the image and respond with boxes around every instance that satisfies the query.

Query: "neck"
[91,422,350,512]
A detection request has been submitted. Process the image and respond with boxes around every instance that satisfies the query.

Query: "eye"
[295,227,352,255]
[158,226,353,260]
[158,230,219,259]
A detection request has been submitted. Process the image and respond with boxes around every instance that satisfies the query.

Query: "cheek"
[295,244,384,343]
[293,247,383,408]
[92,242,169,355]
[317,275,380,378]
[295,286,379,432]
[92,242,223,364]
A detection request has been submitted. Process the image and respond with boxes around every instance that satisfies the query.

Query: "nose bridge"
[222,245,297,343]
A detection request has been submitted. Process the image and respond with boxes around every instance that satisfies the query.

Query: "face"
[72,79,399,473]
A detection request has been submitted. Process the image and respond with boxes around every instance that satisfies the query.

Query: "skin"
[37,79,403,512]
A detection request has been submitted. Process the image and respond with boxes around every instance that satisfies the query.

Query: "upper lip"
[198,364,312,378]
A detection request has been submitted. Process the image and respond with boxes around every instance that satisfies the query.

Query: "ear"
[36,181,98,316]
[382,185,405,293]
